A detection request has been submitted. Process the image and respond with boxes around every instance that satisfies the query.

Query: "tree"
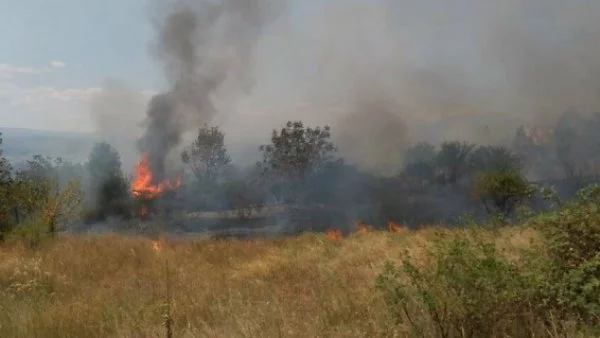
[513,125,557,179]
[435,141,475,185]
[554,110,591,179]
[0,133,15,237]
[469,145,521,173]
[0,133,10,184]
[181,125,231,184]
[403,142,437,167]
[86,142,131,221]
[15,156,84,236]
[37,180,83,236]
[403,142,437,185]
[260,121,336,181]
[471,169,534,218]
[259,121,337,203]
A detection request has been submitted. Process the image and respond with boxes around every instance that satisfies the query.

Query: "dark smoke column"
[137,93,181,183]
[136,0,278,184]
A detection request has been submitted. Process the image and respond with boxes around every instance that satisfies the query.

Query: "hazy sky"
[1,0,599,152]
[0,0,161,132]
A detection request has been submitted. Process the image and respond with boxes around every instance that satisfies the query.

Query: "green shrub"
[533,184,600,322]
[376,232,536,337]
[471,169,534,219]
[5,218,53,250]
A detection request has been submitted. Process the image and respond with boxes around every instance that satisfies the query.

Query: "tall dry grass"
[0,227,539,338]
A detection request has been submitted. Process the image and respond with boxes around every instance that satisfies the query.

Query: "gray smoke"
[137,0,280,182]
[85,0,600,178]
[214,0,600,174]
[90,80,148,171]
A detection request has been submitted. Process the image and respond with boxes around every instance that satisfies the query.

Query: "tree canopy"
[181,124,231,184]
[258,121,338,204]
[85,142,130,221]
[260,121,336,181]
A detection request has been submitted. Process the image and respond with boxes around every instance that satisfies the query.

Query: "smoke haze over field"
[135,0,282,181]
[88,0,600,175]
[90,80,149,170]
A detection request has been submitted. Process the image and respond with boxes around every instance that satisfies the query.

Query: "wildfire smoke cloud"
[136,0,281,185]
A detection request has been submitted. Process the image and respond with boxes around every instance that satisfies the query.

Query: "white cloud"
[2,86,101,112]
[51,61,67,68]
[0,83,155,133]
[0,61,69,79]
[0,84,100,130]
[19,86,102,104]
[0,63,39,79]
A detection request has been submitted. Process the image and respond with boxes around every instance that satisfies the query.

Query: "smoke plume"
[84,0,600,177]
[211,0,600,174]
[137,0,280,182]
[90,80,148,170]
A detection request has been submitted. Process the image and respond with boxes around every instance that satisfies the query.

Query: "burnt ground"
[67,204,363,240]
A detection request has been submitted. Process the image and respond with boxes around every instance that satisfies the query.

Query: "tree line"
[1,110,598,240]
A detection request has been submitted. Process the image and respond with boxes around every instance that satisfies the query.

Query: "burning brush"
[131,152,182,217]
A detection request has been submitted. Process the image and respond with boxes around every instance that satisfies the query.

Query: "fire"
[325,222,406,240]
[152,240,163,253]
[140,205,149,217]
[326,229,343,240]
[132,153,181,199]
[388,221,408,234]
[356,222,373,233]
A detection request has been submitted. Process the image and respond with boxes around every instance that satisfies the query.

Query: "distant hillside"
[0,127,99,164]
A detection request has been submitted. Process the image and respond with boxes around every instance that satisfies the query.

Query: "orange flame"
[326,229,343,240]
[388,221,408,234]
[152,240,163,252]
[356,222,373,233]
[132,153,181,199]
[140,205,149,217]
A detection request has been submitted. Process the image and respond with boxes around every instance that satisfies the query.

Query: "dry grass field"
[0,226,542,338]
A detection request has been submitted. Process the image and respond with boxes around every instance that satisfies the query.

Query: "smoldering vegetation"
[3,0,600,239]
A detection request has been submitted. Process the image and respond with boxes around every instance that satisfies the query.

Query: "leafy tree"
[37,180,83,236]
[86,142,130,221]
[17,155,55,181]
[435,141,475,185]
[471,169,534,218]
[554,110,594,179]
[181,125,231,184]
[0,133,10,184]
[403,142,437,185]
[260,121,336,181]
[12,155,60,225]
[403,142,437,167]
[259,121,337,203]
[470,145,521,173]
[0,133,15,237]
[14,156,84,236]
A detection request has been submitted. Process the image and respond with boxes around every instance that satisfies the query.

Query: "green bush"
[533,184,600,322]
[471,169,534,219]
[5,218,53,250]
[376,232,538,337]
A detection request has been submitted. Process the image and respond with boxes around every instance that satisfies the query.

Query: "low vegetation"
[0,225,537,337]
[3,113,600,337]
[2,182,600,337]
[1,201,600,338]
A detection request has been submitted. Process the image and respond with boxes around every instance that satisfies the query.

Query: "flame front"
[357,222,373,233]
[132,152,181,199]
[152,240,163,253]
[326,229,343,240]
[388,221,408,233]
